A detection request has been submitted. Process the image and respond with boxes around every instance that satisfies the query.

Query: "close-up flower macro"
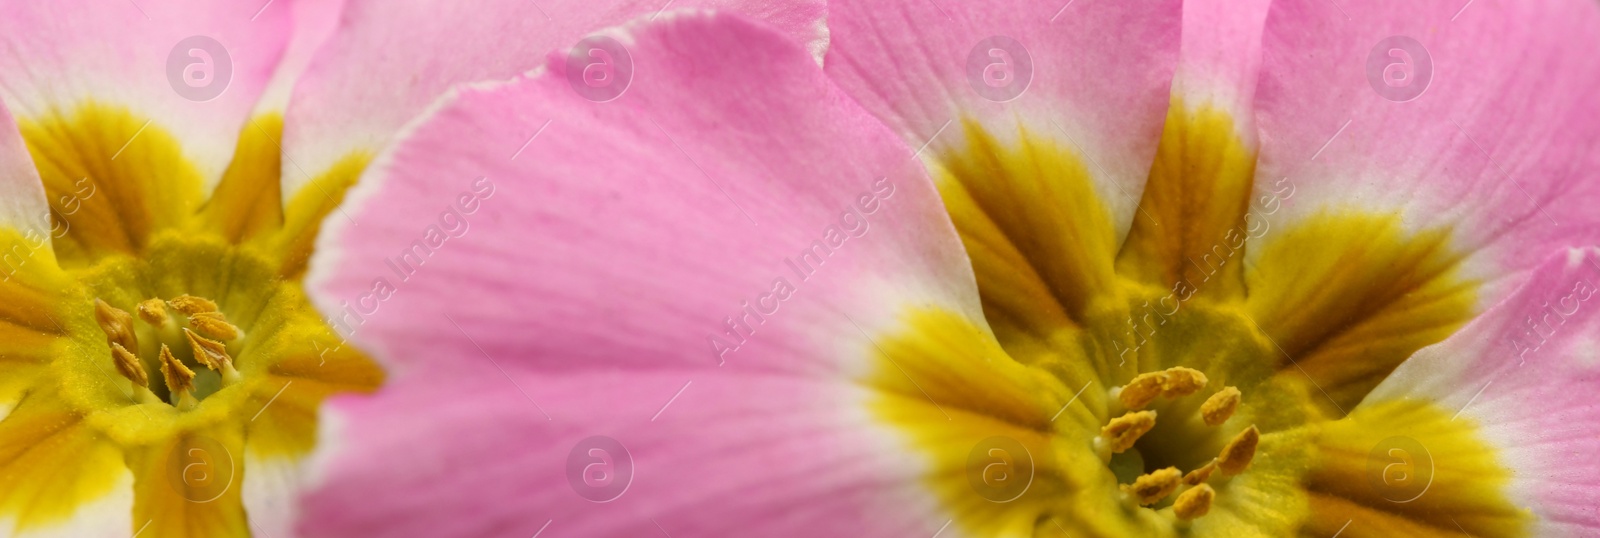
[1,0,1597,536]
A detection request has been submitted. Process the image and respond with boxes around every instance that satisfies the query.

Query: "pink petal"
[280,0,826,198]
[0,0,292,191]
[305,11,978,378]
[1174,0,1273,122]
[300,12,986,535]
[0,103,47,239]
[822,0,1181,227]
[1253,0,1600,289]
[300,369,941,537]
[252,0,347,114]
[1364,247,1600,535]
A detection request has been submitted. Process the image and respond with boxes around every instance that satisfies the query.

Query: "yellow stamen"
[1118,367,1210,410]
[1174,483,1215,520]
[189,311,241,341]
[94,298,138,351]
[168,294,218,315]
[184,327,227,370]
[1200,386,1241,426]
[1100,410,1158,453]
[1218,425,1260,475]
[1159,367,1208,398]
[1183,459,1217,486]
[158,345,198,411]
[110,342,147,387]
[137,298,170,326]
[1118,372,1166,410]
[184,328,241,384]
[1122,467,1182,505]
[110,342,162,405]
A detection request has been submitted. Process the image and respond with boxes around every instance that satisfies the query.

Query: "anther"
[94,299,139,352]
[1183,459,1217,486]
[1200,386,1241,426]
[159,345,198,411]
[110,342,147,387]
[111,343,161,405]
[1118,367,1209,410]
[189,311,241,341]
[1158,367,1208,398]
[184,328,229,370]
[1174,484,1215,520]
[184,328,241,385]
[1218,425,1260,475]
[1122,467,1182,505]
[168,294,218,315]
[1100,410,1158,453]
[137,298,170,327]
[1118,372,1165,410]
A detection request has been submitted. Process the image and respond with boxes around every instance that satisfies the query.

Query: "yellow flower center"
[865,103,1534,536]
[0,104,380,537]
[1094,366,1255,516]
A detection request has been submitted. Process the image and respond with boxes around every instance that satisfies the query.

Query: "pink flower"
[263,1,1600,537]
[0,1,822,537]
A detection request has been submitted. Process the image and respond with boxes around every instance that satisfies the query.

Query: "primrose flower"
[0,1,823,536]
[297,2,1600,538]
